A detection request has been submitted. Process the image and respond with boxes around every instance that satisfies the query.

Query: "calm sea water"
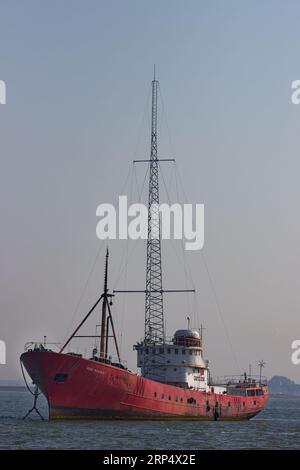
[0,388,299,449]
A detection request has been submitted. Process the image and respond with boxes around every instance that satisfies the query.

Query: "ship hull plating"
[21,351,268,420]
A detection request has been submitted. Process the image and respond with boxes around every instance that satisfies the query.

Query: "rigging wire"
[201,252,241,374]
[63,83,152,351]
[110,85,152,355]
[174,162,241,373]
[159,81,240,372]
[62,164,132,347]
[158,83,197,325]
[158,161,194,319]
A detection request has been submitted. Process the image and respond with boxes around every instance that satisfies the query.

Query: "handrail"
[210,374,268,387]
[23,342,127,368]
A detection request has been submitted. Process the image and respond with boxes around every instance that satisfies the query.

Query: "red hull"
[21,351,269,420]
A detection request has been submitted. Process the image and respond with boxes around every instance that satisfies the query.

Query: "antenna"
[142,70,164,379]
[258,360,266,386]
[144,72,164,347]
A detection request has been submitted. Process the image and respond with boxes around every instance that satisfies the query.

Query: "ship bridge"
[134,329,210,390]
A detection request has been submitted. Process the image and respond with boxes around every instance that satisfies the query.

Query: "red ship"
[21,74,269,420]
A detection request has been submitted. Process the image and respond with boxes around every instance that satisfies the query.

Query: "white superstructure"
[134,329,211,390]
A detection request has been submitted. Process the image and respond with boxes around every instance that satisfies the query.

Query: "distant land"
[1,376,300,395]
[268,376,300,396]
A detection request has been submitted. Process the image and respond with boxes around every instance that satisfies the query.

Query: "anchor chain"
[20,359,44,420]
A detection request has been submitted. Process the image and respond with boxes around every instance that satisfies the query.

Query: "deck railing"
[24,342,127,369]
[210,374,268,387]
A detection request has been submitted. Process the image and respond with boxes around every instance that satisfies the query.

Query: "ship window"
[154,392,157,398]
[174,368,177,371]
[180,397,183,403]
[243,402,245,407]
[228,402,231,407]
[182,349,186,355]
[168,395,171,401]
[162,393,164,399]
[247,390,255,397]
[152,348,156,354]
[187,397,196,405]
[159,348,164,354]
[175,396,178,402]
[167,348,171,354]
[254,400,257,405]
[256,389,263,396]
[145,348,149,354]
[54,373,68,383]
[175,349,178,355]
[189,350,193,355]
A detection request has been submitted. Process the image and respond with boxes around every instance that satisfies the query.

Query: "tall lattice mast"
[144,69,164,346]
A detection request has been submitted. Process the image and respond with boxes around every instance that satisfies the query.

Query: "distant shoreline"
[270,393,300,399]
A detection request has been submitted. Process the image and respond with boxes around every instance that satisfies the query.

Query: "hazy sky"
[0,0,300,383]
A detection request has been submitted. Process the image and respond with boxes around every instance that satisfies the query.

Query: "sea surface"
[0,388,299,449]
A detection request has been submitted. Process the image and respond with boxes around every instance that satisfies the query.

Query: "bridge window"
[189,350,193,355]
[145,348,149,354]
[175,349,178,355]
[256,389,263,396]
[159,348,164,354]
[152,348,156,354]
[167,348,171,354]
[173,368,177,371]
[182,349,186,355]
